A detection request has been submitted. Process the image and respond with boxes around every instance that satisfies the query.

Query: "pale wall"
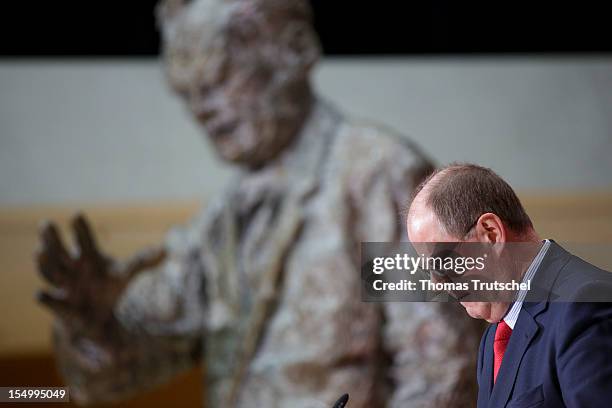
[1,57,612,205]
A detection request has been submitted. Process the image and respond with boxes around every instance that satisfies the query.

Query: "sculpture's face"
[158,0,319,168]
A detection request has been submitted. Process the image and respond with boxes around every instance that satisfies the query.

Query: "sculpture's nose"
[191,93,220,123]
[195,106,217,122]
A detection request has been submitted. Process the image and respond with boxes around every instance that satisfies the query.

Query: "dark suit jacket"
[477,241,612,408]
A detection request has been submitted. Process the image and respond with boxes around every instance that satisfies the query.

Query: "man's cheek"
[462,303,488,319]
[465,307,481,318]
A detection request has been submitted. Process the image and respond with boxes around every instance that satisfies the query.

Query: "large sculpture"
[36,0,481,406]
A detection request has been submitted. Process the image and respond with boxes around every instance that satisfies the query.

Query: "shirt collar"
[503,239,551,329]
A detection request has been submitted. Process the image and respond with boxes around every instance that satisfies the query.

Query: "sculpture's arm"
[36,214,206,405]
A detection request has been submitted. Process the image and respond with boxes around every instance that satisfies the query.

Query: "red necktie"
[493,320,513,383]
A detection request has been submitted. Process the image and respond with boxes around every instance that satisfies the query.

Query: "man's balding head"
[407,163,533,242]
[406,163,538,323]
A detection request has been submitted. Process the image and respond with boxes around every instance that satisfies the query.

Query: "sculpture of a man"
[36,0,481,406]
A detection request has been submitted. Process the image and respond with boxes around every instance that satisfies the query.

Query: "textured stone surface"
[36,1,482,406]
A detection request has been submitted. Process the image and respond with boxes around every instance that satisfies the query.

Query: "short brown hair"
[413,163,533,238]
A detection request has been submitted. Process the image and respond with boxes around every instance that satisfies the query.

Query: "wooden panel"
[522,192,612,243]
[1,193,611,357]
[0,353,202,407]
[521,193,612,270]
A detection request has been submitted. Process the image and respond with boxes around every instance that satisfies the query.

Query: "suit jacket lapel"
[486,241,571,407]
[478,326,495,407]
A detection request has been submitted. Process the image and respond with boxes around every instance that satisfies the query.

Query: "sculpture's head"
[157,0,320,168]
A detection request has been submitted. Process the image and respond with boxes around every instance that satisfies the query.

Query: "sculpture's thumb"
[122,247,167,279]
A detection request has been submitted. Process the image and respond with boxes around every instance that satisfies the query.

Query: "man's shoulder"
[539,256,612,336]
[550,251,612,302]
[526,245,612,336]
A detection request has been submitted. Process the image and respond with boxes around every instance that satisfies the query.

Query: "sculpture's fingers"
[38,221,74,283]
[71,213,100,258]
[36,289,77,320]
[40,221,71,260]
[36,250,70,286]
[122,247,167,279]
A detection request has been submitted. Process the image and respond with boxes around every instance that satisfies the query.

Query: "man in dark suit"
[405,162,612,407]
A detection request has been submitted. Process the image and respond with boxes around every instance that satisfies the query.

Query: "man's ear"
[277,21,321,73]
[474,213,506,243]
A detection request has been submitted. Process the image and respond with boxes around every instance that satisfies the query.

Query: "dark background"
[1,0,610,56]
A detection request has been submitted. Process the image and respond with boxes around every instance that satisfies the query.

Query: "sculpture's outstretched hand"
[35,214,200,403]
[35,213,166,341]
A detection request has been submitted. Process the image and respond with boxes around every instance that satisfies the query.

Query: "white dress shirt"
[503,239,551,329]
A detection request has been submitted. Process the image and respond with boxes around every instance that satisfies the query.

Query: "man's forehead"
[407,202,435,239]
[406,195,451,243]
